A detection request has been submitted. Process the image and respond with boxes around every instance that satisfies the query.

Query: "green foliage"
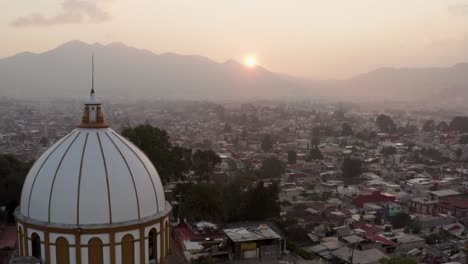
[342,158,361,179]
[243,181,280,221]
[39,137,49,147]
[450,116,468,133]
[0,154,32,222]
[389,212,421,234]
[274,217,310,244]
[178,177,280,223]
[287,150,297,164]
[389,212,411,228]
[182,183,224,223]
[259,157,284,178]
[287,241,315,260]
[261,134,274,152]
[341,123,354,137]
[122,125,191,182]
[381,146,397,155]
[307,147,323,161]
[196,256,217,264]
[436,121,450,132]
[376,114,397,133]
[380,256,417,264]
[192,149,221,181]
[460,134,468,144]
[425,229,450,245]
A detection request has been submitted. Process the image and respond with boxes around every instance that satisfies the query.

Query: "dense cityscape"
[3,95,468,263]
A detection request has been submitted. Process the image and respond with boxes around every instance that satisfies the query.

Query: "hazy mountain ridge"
[0,40,315,100]
[334,63,468,101]
[1,40,467,101]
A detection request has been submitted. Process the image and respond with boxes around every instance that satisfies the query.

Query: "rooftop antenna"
[91,53,95,95]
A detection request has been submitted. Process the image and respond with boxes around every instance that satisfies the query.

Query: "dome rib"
[76,133,89,225]
[112,131,159,212]
[48,132,81,223]
[27,131,77,217]
[104,131,141,221]
[96,132,113,224]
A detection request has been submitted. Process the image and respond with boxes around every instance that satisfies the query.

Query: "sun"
[244,55,257,68]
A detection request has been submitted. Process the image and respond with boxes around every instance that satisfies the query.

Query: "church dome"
[19,93,166,226]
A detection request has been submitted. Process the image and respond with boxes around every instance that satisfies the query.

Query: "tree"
[422,120,435,132]
[182,183,224,222]
[381,146,397,155]
[380,256,417,264]
[122,125,191,182]
[192,150,221,181]
[436,121,449,132]
[261,134,274,152]
[287,150,297,164]
[460,134,468,144]
[450,116,468,133]
[307,147,323,161]
[39,137,49,147]
[222,175,257,222]
[196,256,217,264]
[376,114,396,133]
[244,181,280,221]
[425,229,450,245]
[0,154,32,222]
[259,157,284,178]
[389,212,411,228]
[342,158,362,179]
[341,123,354,137]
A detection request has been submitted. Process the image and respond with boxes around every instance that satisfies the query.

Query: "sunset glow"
[244,56,257,68]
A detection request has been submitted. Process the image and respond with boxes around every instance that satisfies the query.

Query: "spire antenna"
[91,53,95,95]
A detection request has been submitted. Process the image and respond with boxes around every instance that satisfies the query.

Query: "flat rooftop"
[223,224,281,243]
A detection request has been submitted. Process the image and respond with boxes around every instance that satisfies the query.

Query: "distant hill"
[1,40,467,102]
[0,40,317,100]
[332,63,468,101]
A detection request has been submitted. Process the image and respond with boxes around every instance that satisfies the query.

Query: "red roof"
[353,191,396,207]
[364,234,398,247]
[353,222,383,234]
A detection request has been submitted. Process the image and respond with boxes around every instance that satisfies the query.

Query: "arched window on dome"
[148,228,157,261]
[121,234,135,264]
[18,226,24,256]
[88,237,104,264]
[56,237,70,264]
[31,233,41,260]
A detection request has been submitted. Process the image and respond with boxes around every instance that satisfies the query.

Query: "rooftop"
[223,224,281,243]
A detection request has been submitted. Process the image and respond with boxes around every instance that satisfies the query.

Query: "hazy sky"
[3,0,468,78]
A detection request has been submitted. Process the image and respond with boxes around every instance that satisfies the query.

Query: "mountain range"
[0,40,467,102]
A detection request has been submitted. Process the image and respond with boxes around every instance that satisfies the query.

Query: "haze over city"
[5,2,468,264]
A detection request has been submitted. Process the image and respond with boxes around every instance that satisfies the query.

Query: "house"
[438,198,468,219]
[353,191,396,207]
[331,247,388,264]
[223,223,285,261]
[409,197,438,215]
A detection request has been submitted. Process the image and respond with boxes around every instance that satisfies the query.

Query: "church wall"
[81,233,110,244]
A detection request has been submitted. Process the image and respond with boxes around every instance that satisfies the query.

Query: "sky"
[2,0,468,79]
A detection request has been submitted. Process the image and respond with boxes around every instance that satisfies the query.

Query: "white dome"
[19,127,166,225]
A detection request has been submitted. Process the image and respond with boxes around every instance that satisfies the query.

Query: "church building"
[14,86,172,263]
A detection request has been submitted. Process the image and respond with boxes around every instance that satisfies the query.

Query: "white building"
[14,89,172,264]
